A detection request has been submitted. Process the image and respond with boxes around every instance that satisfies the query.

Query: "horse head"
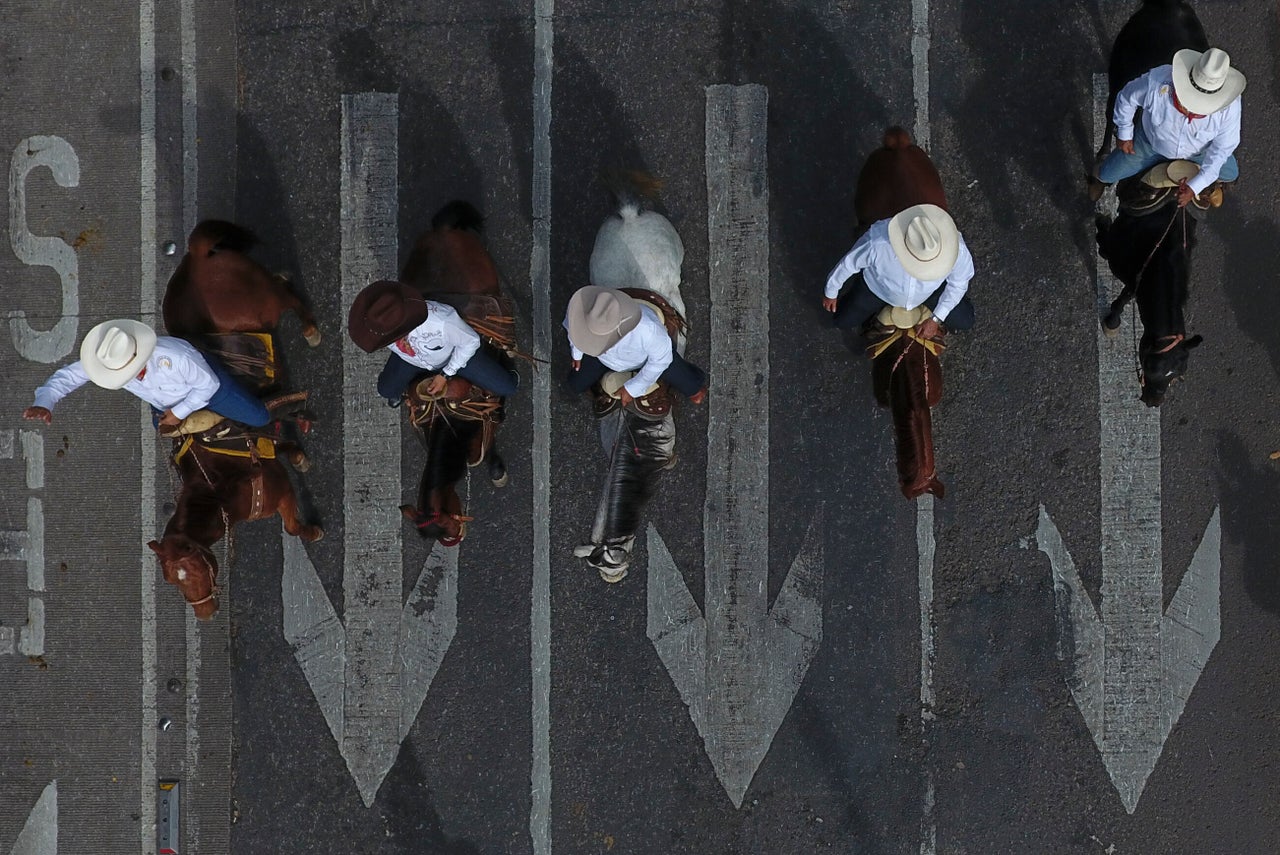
[1139,333,1203,407]
[148,535,220,619]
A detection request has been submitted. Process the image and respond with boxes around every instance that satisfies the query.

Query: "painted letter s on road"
[8,135,80,363]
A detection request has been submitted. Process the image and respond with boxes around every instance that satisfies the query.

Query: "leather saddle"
[195,332,280,392]
[593,287,687,421]
[865,305,945,359]
[162,391,311,443]
[1117,159,1220,217]
[405,375,504,467]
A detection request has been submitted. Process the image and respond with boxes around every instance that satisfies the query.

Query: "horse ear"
[1185,335,1203,349]
[147,540,163,555]
[399,505,418,521]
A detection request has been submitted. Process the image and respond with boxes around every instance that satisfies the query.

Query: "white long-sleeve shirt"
[32,336,220,419]
[824,219,975,322]
[387,301,481,376]
[1113,64,1242,194]
[568,306,673,397]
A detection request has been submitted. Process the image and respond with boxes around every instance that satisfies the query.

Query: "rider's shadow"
[1216,206,1280,377]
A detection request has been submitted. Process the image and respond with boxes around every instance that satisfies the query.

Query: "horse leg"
[273,273,322,347]
[275,441,311,473]
[1103,291,1132,334]
[488,447,508,488]
[277,486,323,542]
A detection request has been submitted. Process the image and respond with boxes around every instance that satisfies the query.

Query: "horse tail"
[430,200,485,234]
[602,169,664,220]
[882,126,914,150]
[188,219,257,257]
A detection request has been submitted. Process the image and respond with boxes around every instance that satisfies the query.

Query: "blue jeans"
[833,276,975,332]
[203,353,271,426]
[1098,123,1239,185]
[377,348,518,401]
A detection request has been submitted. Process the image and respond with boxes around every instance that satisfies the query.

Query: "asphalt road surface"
[2,1,1279,854]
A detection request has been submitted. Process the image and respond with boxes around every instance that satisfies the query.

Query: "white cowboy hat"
[565,286,642,357]
[1172,48,1246,115]
[80,319,157,389]
[888,204,960,281]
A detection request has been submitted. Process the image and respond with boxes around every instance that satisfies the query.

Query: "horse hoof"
[307,527,324,542]
[489,457,508,488]
[1102,316,1121,336]
[289,452,311,472]
[303,327,322,347]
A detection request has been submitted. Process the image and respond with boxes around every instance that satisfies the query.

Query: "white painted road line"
[7,780,56,855]
[648,83,823,809]
[138,0,160,846]
[911,0,931,153]
[281,91,459,808]
[1034,73,1220,814]
[529,0,554,852]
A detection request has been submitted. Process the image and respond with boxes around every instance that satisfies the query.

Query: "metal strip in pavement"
[530,0,554,852]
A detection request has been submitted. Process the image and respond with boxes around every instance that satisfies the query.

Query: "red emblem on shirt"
[395,337,416,357]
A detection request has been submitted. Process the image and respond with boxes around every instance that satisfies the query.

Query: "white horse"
[587,172,687,350]
[575,172,687,582]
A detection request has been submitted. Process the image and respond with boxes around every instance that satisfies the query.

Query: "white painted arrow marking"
[1033,74,1220,814]
[647,83,823,809]
[8,781,56,855]
[280,92,458,808]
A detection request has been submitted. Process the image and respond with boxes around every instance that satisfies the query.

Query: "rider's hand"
[571,358,581,371]
[619,387,635,407]
[822,297,839,313]
[22,406,51,424]
[1176,179,1195,208]
[1117,138,1136,155]
[917,318,943,340]
[158,410,181,428]
[427,374,448,396]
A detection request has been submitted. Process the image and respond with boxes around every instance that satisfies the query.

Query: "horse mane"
[168,477,226,541]
[430,200,485,234]
[412,417,478,522]
[872,337,944,499]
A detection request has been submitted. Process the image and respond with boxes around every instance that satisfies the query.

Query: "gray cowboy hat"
[1172,48,1246,116]
[347,280,428,353]
[80,319,157,389]
[565,286,642,357]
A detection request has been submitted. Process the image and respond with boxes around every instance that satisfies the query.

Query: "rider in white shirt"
[824,204,975,337]
[1093,48,1245,206]
[23,320,270,428]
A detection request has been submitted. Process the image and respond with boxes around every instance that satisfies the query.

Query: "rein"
[1122,203,1188,385]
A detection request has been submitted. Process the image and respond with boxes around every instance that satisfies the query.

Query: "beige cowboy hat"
[1172,48,1246,115]
[565,286,642,357]
[1142,160,1200,189]
[80,319,157,389]
[888,204,960,281]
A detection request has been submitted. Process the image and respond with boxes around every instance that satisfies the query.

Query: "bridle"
[170,540,221,608]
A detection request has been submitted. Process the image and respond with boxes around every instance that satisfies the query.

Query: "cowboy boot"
[1086,171,1108,203]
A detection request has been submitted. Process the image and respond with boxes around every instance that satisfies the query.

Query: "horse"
[148,433,323,619]
[1096,0,1209,406]
[573,171,684,581]
[163,219,322,350]
[151,218,324,617]
[396,200,517,546]
[851,127,947,499]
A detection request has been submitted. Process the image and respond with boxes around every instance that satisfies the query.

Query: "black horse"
[1097,0,1209,407]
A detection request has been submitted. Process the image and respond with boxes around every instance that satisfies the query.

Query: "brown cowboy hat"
[565,286,642,356]
[347,280,428,352]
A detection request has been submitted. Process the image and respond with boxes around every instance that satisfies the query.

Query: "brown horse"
[396,201,517,545]
[854,126,947,499]
[152,218,323,617]
[149,434,323,619]
[163,219,322,348]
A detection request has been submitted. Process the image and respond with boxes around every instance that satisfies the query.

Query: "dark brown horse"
[397,201,516,545]
[163,219,321,348]
[854,126,947,499]
[149,435,322,619]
